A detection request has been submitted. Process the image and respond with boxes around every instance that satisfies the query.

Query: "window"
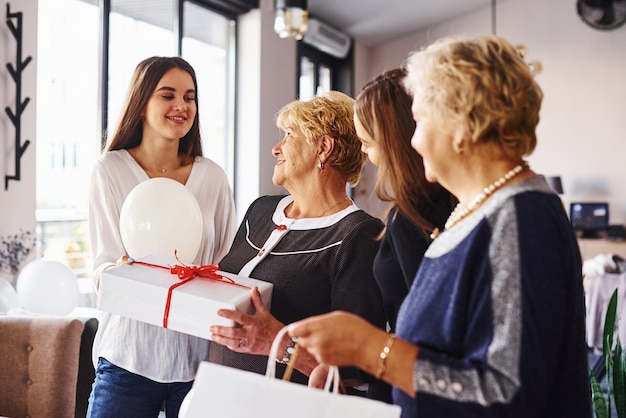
[297,41,354,197]
[36,0,241,306]
[36,0,100,287]
[108,0,178,133]
[297,42,353,100]
[182,2,235,178]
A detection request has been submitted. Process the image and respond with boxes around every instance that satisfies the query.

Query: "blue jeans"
[86,357,193,418]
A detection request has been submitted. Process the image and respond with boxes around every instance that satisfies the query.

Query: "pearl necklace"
[430,162,527,240]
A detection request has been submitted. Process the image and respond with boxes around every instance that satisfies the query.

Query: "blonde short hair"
[404,34,543,161]
[276,91,365,186]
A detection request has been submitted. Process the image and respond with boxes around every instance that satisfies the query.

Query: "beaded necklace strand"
[430,162,528,240]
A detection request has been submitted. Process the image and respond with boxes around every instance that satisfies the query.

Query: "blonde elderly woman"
[209,91,386,390]
[289,35,591,417]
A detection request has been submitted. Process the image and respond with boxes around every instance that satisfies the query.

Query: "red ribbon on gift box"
[132,252,250,328]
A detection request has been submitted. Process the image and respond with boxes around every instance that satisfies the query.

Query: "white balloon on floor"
[0,277,21,313]
[16,259,79,315]
[119,177,203,263]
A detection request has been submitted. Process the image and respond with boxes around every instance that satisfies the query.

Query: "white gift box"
[97,255,273,340]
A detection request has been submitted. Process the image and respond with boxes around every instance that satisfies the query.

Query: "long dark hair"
[105,56,203,158]
[355,68,455,237]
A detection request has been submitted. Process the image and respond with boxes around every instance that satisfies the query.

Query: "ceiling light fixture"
[273,0,308,40]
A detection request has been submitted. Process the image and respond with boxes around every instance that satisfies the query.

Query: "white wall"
[0,0,37,280]
[352,0,626,225]
[235,0,297,219]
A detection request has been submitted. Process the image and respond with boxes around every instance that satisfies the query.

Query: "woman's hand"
[290,311,419,396]
[288,311,376,366]
[308,363,331,389]
[116,255,133,265]
[210,286,284,356]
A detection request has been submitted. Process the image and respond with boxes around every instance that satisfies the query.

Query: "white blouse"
[88,149,237,382]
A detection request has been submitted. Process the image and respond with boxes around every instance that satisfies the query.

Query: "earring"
[317,160,325,170]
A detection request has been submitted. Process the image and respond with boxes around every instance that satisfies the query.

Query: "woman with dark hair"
[355,68,455,333]
[87,56,237,418]
[106,56,204,158]
[353,68,455,403]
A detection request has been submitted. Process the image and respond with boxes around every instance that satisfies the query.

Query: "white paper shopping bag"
[180,327,402,418]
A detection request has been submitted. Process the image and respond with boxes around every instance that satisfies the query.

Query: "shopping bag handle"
[266,325,340,394]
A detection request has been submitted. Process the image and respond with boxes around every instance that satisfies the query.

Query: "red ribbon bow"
[131,251,249,328]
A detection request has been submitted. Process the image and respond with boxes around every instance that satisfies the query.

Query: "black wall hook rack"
[4,2,32,191]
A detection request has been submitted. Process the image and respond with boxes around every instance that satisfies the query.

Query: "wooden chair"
[0,316,84,418]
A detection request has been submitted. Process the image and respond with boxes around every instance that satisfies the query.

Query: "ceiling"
[306,0,493,47]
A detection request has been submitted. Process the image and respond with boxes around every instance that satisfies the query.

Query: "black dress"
[368,201,450,403]
[208,195,386,385]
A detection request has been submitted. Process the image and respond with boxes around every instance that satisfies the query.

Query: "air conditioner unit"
[302,18,352,59]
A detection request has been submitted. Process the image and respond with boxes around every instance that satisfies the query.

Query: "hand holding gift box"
[97,255,273,340]
[210,283,287,356]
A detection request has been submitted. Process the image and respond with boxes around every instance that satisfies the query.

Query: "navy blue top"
[394,176,591,417]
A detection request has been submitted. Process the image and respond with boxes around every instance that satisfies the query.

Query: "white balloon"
[119,177,203,264]
[16,259,79,315]
[0,277,21,313]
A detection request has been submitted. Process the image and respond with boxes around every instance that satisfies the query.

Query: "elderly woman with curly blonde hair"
[208,91,386,391]
[289,35,591,417]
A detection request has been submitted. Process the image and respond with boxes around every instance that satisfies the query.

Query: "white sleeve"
[88,159,126,294]
[211,171,237,264]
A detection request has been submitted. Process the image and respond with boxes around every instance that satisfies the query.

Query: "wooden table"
[578,238,626,260]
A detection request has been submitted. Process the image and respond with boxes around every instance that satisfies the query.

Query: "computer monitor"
[570,202,609,238]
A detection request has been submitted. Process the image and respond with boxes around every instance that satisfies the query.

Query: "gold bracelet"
[375,333,396,380]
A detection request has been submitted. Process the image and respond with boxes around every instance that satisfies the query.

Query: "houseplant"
[0,229,35,285]
[590,288,626,418]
